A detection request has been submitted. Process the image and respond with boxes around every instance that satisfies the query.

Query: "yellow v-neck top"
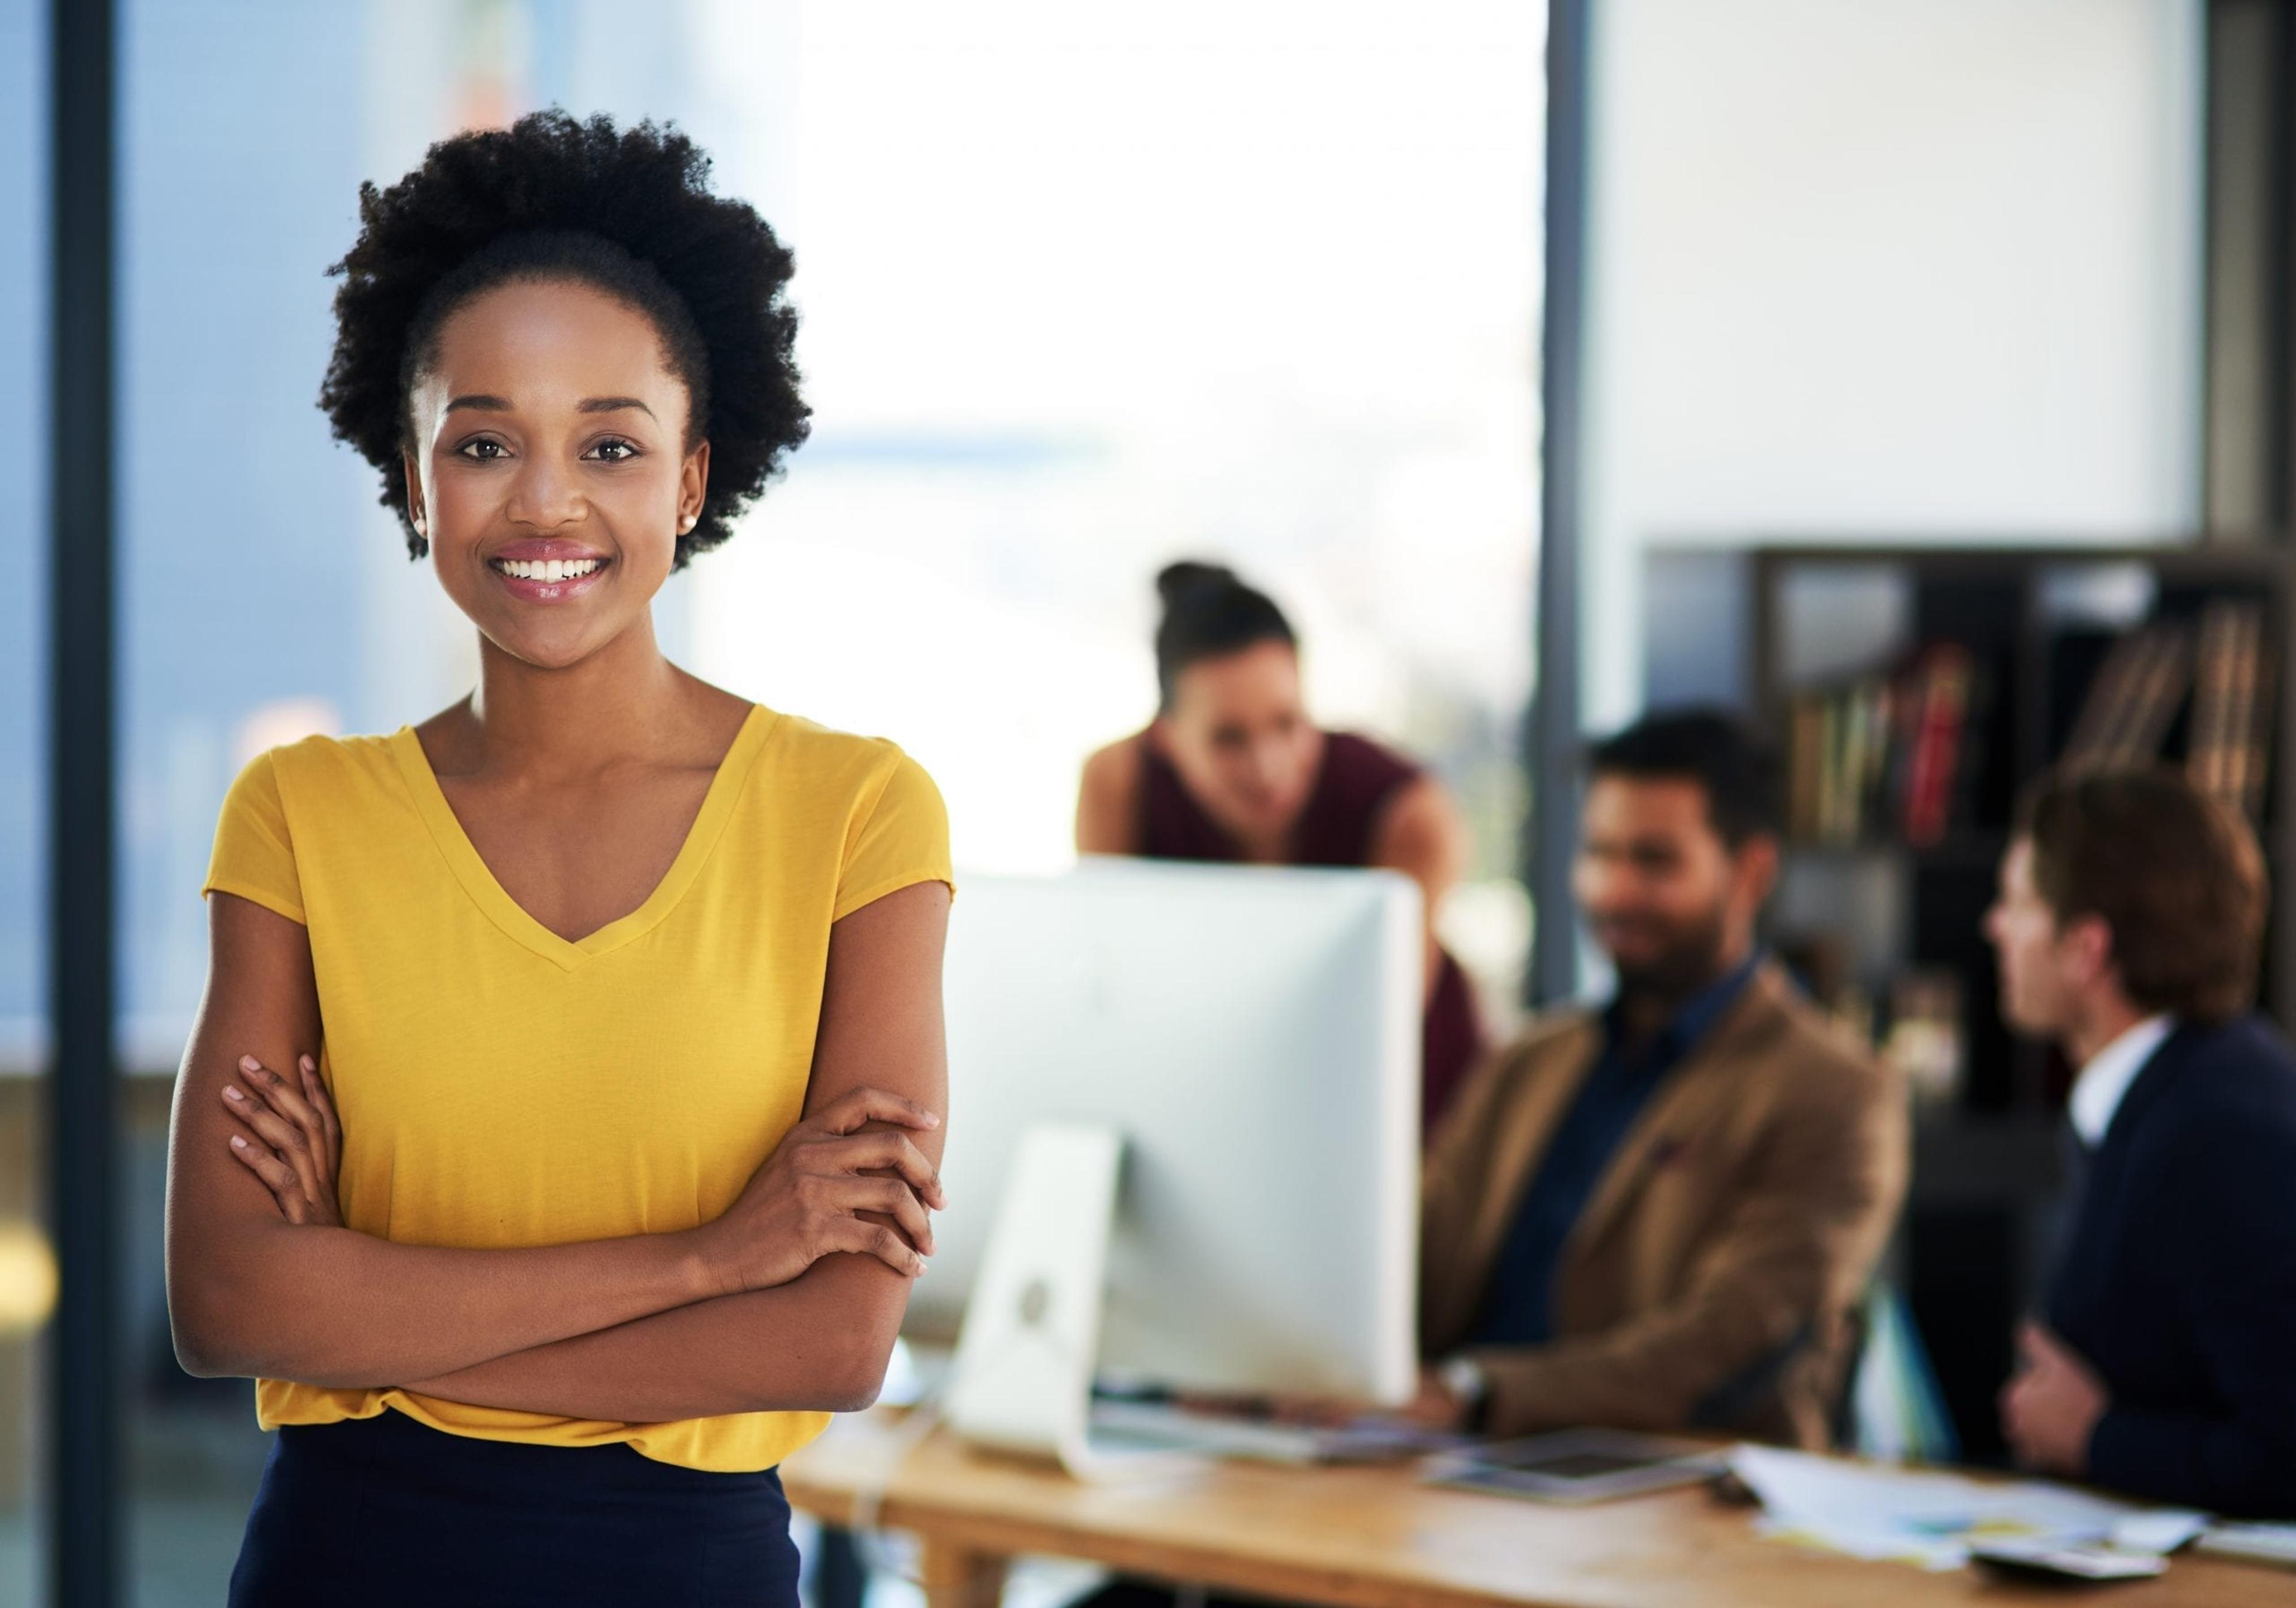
[200,704,951,1472]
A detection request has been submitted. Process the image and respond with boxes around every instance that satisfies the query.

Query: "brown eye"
[457,439,509,461]
[587,438,640,463]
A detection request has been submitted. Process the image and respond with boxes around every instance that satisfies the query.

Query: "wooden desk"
[780,1416,2286,1608]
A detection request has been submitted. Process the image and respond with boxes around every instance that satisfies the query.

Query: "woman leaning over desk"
[165,112,953,1607]
[1076,563,1483,1133]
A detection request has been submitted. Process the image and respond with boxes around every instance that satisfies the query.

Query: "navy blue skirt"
[228,1409,802,1607]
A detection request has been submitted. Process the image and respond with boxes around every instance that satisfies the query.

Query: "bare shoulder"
[1080,734,1145,794]
[679,676,763,761]
[1370,772,1467,884]
[1076,735,1147,854]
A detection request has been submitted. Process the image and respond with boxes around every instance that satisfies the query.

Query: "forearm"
[173,1216,719,1388]
[402,1256,906,1421]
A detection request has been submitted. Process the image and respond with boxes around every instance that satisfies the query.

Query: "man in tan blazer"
[1415,711,1907,1449]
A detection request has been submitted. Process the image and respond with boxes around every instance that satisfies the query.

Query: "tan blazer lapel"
[1558,964,1788,1266]
[1423,1018,1604,1349]
[1478,1022,1605,1246]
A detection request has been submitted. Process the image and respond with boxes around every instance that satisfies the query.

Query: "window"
[0,0,47,1595]
[22,3,1541,1596]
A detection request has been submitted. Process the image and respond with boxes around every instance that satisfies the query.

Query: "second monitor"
[909,858,1423,1406]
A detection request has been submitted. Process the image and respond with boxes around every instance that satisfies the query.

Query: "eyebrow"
[441,395,658,420]
[578,396,656,419]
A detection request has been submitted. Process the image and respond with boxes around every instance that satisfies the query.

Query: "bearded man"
[1414,711,1907,1448]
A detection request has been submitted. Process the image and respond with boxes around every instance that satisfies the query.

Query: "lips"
[487,542,612,602]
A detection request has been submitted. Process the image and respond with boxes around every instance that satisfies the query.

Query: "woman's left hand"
[221,1052,344,1228]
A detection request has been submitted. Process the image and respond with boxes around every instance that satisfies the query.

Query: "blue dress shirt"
[1467,953,1763,1347]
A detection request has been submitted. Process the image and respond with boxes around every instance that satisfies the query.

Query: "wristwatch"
[1437,1354,1490,1433]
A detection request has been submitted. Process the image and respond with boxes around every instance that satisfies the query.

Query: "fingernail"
[224,1086,244,1103]
[239,1056,260,1072]
[230,1136,246,1150]
[300,1055,315,1073]
[922,1111,941,1127]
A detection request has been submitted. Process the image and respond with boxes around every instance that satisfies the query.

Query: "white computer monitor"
[907,859,1422,1406]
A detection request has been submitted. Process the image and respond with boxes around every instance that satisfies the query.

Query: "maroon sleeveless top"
[1136,729,1484,1136]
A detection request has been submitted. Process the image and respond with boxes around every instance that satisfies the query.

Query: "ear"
[401,450,427,535]
[1734,832,1781,907]
[2060,912,2117,985]
[677,439,711,536]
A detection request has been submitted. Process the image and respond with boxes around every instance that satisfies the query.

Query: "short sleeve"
[833,750,954,922]
[202,749,307,925]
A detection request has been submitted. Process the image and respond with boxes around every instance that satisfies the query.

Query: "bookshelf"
[1651,543,2296,1460]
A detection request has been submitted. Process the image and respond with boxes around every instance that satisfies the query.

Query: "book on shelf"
[1784,643,1987,848]
[2059,603,2275,820]
[2060,623,2191,775]
[2187,601,2274,820]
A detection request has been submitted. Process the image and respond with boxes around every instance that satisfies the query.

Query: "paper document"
[1728,1444,2206,1572]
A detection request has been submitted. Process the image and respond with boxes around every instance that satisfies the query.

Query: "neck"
[462,611,688,774]
[2064,992,2151,1071]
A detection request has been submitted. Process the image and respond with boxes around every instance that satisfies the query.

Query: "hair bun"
[1155,561,1238,607]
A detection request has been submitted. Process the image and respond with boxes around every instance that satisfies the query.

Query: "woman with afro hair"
[165,111,953,1605]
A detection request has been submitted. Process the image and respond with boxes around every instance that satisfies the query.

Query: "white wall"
[1582,0,2205,729]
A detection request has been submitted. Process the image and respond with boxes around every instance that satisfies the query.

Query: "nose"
[1245,738,1288,794]
[506,454,587,531]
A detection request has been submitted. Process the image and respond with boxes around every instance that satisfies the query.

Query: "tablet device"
[1424,1429,1728,1505]
[1970,1540,2167,1582]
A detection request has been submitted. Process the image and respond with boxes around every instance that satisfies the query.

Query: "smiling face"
[1153,640,1325,846]
[1572,773,1776,995]
[402,277,710,669]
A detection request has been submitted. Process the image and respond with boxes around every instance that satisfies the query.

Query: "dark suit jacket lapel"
[2094,1021,2193,1162]
[2054,1022,2193,1311]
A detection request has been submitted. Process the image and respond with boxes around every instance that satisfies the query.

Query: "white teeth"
[496,558,601,581]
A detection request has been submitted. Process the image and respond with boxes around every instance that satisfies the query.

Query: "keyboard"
[1087,1400,1455,1465]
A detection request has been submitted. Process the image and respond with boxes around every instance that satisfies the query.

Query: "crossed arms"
[163,881,951,1422]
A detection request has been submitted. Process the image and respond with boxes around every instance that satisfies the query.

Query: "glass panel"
[0,0,49,1598]
[111,4,1541,1600]
[112,3,732,1598]
[117,5,373,1598]
[684,0,1546,1023]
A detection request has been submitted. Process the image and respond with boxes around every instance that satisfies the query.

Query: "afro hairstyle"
[319,109,810,568]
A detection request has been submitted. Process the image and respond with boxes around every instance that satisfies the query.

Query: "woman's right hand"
[701,1086,947,1293]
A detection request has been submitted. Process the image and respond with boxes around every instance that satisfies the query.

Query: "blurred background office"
[7,0,2274,1603]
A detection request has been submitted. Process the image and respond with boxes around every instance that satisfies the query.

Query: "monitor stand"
[944,1122,1195,1481]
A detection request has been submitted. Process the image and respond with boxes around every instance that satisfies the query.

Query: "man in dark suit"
[1986,768,2296,1516]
